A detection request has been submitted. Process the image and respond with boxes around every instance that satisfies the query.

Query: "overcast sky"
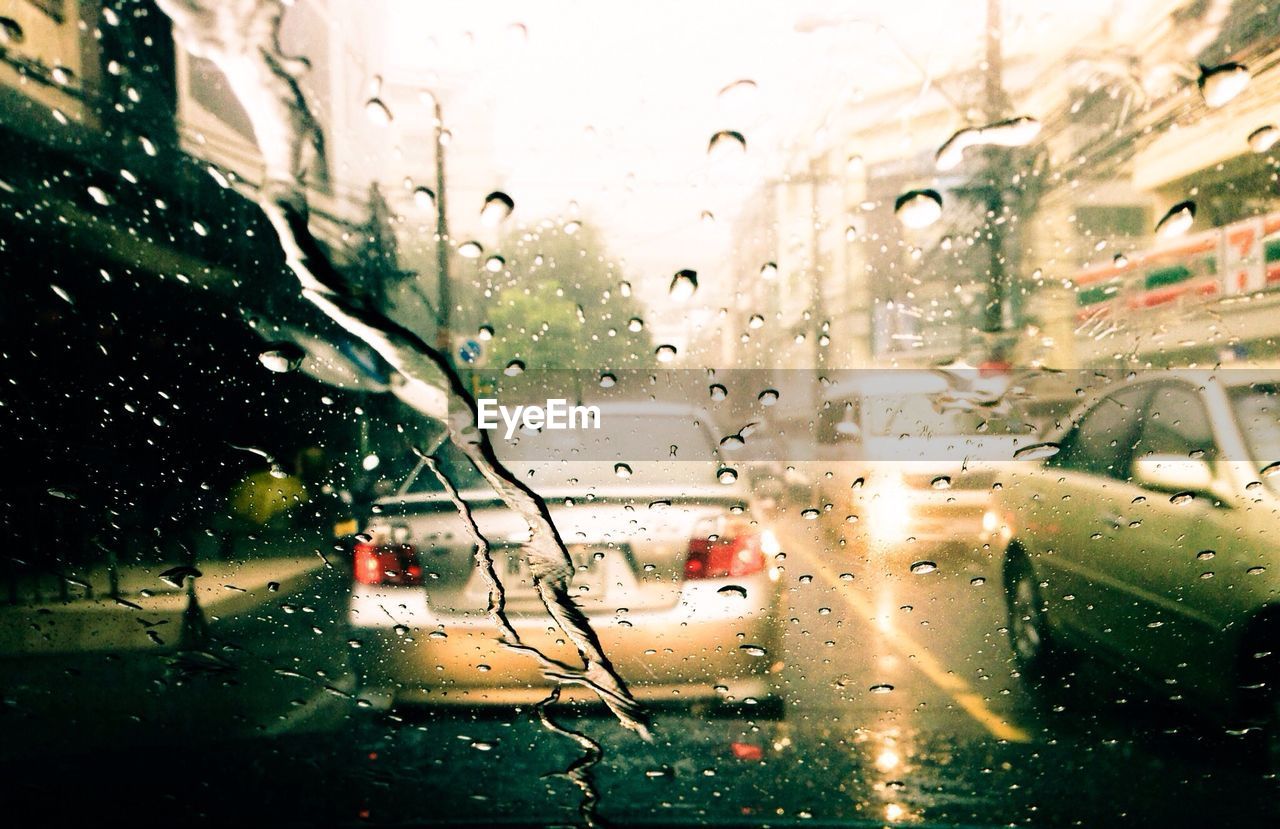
[318,0,1157,340]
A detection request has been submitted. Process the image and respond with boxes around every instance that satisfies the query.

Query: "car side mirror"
[1132,454,1214,495]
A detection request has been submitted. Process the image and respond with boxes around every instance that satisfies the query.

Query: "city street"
[3,504,1274,827]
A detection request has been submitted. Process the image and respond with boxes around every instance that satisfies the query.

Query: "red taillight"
[353,542,422,586]
[684,534,765,580]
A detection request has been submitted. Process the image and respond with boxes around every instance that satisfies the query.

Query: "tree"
[456,220,654,370]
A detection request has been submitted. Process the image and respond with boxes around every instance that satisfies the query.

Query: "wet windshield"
[3,1,1280,827]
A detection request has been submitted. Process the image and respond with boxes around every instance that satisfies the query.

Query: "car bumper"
[348,580,782,705]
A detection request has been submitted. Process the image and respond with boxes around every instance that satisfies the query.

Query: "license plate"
[499,545,606,599]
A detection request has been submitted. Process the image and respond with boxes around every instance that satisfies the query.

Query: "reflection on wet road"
[2,504,1277,826]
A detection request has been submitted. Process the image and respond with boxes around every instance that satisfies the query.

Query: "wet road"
[2,504,1277,826]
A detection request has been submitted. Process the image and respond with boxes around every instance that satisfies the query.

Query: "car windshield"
[5,2,1280,827]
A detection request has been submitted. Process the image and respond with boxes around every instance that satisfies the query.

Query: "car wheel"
[1004,550,1054,678]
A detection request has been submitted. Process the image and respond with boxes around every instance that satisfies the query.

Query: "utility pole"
[979,0,1013,339]
[431,94,452,362]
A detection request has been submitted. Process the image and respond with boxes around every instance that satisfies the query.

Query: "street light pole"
[432,95,452,361]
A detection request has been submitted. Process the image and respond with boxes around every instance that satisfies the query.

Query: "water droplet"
[1013,441,1061,461]
[563,220,581,235]
[707,129,747,156]
[393,624,409,636]
[930,476,951,490]
[627,317,644,332]
[1170,491,1195,505]
[484,255,505,273]
[801,508,820,520]
[1156,201,1195,238]
[759,262,777,281]
[1196,550,1215,561]
[428,629,447,640]
[709,383,727,401]
[748,314,764,329]
[909,560,937,575]
[458,241,484,259]
[1,16,26,45]
[935,116,1041,170]
[718,584,747,599]
[655,344,678,363]
[1246,565,1266,576]
[599,372,616,388]
[1247,125,1279,153]
[51,65,74,86]
[362,453,380,472]
[1113,253,1129,267]
[1199,63,1250,108]
[669,269,698,300]
[158,565,201,588]
[258,342,305,373]
[894,189,942,229]
[869,683,894,694]
[758,389,779,406]
[87,186,111,206]
[470,740,493,752]
[478,324,494,341]
[364,97,393,126]
[504,359,525,376]
[1260,461,1280,477]
[970,576,986,587]
[480,191,514,225]
[412,186,436,210]
[739,644,767,657]
[717,467,738,485]
[614,463,632,479]
[51,284,73,305]
[700,209,715,224]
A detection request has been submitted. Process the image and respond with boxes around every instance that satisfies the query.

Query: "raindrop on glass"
[480,191,514,225]
[364,97,393,126]
[760,262,778,281]
[709,383,727,401]
[930,476,951,490]
[669,269,698,300]
[484,255,505,273]
[909,560,937,575]
[707,129,747,156]
[413,186,436,210]
[801,508,820,520]
[869,683,894,694]
[1155,201,1195,238]
[614,463,632,479]
[655,344,677,363]
[739,644,767,657]
[258,342,305,373]
[87,186,111,206]
[748,314,764,329]
[718,584,748,599]
[1247,125,1279,153]
[1198,62,1250,108]
[627,317,644,332]
[457,240,484,258]
[1170,491,1195,505]
[717,467,738,485]
[894,189,942,229]
[758,389,779,406]
[1013,441,1061,461]
[504,359,525,376]
[599,372,616,388]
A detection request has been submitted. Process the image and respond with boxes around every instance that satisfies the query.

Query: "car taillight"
[353,542,422,586]
[684,533,765,580]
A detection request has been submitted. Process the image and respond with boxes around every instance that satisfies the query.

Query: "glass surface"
[2,2,1279,827]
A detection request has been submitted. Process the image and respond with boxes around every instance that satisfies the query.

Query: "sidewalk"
[0,553,328,656]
